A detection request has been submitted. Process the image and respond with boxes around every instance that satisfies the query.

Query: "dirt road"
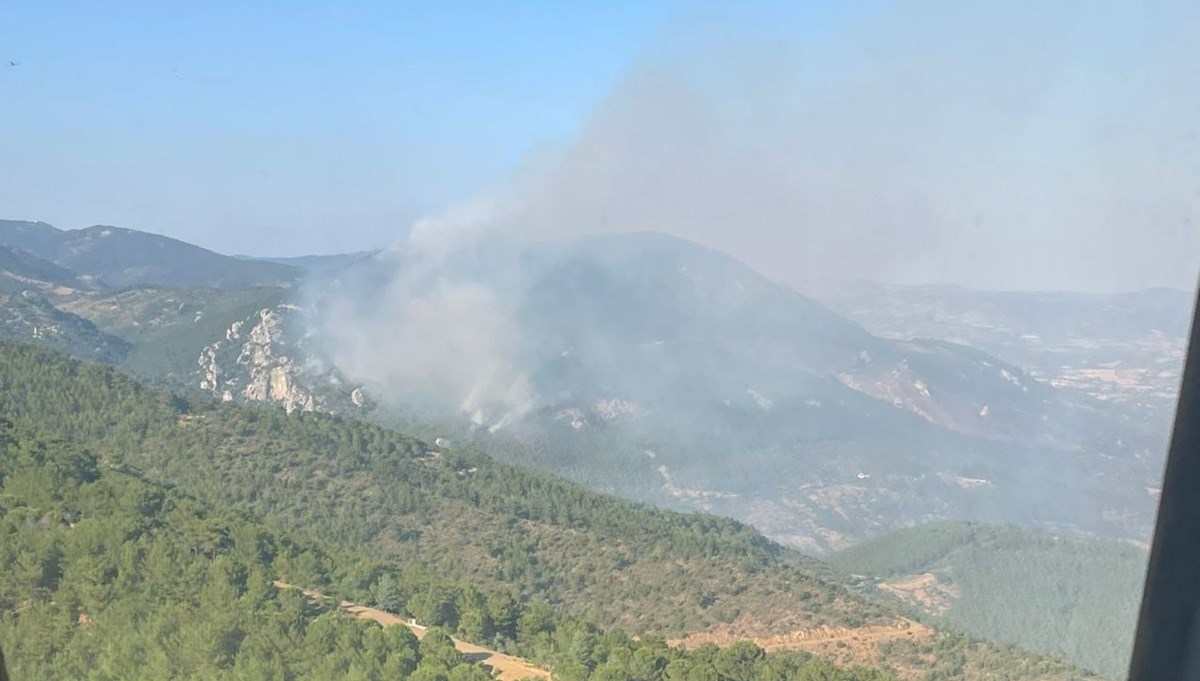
[274,581,549,681]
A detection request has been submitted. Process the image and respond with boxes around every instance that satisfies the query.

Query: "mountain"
[0,340,884,637]
[0,340,1099,680]
[0,219,301,289]
[300,232,1167,553]
[803,281,1192,413]
[0,221,1167,556]
[829,522,1149,678]
[237,251,377,273]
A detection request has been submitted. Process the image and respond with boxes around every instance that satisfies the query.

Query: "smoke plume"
[314,0,1200,421]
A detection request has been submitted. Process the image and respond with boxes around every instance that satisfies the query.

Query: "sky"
[0,1,676,253]
[2,0,1198,291]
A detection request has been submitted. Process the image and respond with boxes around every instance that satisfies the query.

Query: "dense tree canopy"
[0,420,897,680]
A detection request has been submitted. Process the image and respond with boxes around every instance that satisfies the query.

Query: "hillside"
[2,421,910,681]
[58,285,290,388]
[239,251,376,273]
[0,340,1099,680]
[307,232,1166,552]
[0,219,300,290]
[828,522,1148,678]
[0,242,131,363]
[0,291,129,363]
[0,244,98,295]
[0,223,1169,555]
[804,281,1190,413]
[0,421,492,680]
[0,340,884,636]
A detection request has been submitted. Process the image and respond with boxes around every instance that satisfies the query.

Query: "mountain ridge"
[0,219,301,290]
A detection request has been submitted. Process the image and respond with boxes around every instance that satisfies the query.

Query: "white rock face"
[197,305,367,414]
[198,306,319,413]
[198,345,220,391]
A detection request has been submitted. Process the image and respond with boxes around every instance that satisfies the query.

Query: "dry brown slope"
[672,617,935,678]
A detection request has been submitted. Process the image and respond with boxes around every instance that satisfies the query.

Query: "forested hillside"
[0,244,94,294]
[1,420,912,680]
[829,522,1148,678]
[0,291,130,364]
[0,340,878,636]
[0,341,1099,680]
[0,421,491,680]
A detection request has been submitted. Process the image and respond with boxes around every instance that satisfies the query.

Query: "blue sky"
[0,1,682,253]
[1,1,1196,290]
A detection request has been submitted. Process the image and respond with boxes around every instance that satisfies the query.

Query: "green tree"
[420,628,464,669]
[373,573,405,614]
[715,641,765,681]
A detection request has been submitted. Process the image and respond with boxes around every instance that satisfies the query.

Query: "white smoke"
[492,0,1200,292]
[314,195,536,424]
[315,0,1200,423]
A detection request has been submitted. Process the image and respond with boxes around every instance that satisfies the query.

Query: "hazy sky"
[1,0,675,253]
[3,1,1198,291]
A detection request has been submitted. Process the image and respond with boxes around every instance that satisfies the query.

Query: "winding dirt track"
[273,581,549,681]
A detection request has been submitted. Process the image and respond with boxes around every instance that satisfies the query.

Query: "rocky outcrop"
[197,305,363,414]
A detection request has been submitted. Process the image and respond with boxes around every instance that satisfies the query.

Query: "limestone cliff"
[198,304,366,414]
